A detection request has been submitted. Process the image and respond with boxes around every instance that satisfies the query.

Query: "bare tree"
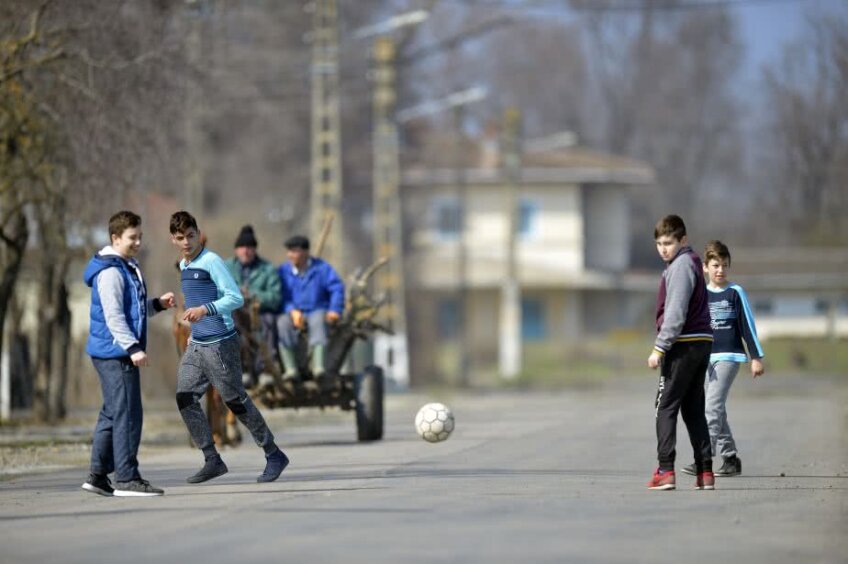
[1,0,187,421]
[761,12,848,243]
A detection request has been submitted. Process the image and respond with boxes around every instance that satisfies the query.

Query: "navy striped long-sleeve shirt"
[707,284,764,363]
[180,247,244,344]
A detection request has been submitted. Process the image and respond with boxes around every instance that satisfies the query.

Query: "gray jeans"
[277,309,327,348]
[176,335,275,453]
[704,360,740,459]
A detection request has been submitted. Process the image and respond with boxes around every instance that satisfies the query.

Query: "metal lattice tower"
[371,37,409,386]
[309,0,344,270]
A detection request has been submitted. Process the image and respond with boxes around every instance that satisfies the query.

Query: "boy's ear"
[680,235,689,245]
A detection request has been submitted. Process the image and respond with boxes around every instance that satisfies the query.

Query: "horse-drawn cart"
[175,257,392,446]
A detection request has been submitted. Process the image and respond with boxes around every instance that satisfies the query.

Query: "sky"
[731,0,844,78]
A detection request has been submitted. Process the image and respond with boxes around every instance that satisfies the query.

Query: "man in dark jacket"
[277,235,344,388]
[224,225,281,388]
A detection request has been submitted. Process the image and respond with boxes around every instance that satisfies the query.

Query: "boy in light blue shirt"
[170,211,288,484]
[682,240,765,478]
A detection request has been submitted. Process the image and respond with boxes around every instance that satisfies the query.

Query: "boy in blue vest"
[170,211,288,484]
[681,240,765,478]
[646,215,714,491]
[276,235,345,390]
[82,211,176,497]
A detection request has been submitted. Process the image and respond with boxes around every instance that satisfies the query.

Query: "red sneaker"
[646,468,676,490]
[695,471,715,490]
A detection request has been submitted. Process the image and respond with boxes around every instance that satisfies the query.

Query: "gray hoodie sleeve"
[654,257,696,353]
[96,268,142,355]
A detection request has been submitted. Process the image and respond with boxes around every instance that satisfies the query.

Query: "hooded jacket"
[84,247,151,359]
[654,246,713,354]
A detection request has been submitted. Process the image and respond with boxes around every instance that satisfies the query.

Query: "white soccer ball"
[414,402,455,443]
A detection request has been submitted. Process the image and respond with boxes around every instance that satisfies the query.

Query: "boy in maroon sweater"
[646,215,714,491]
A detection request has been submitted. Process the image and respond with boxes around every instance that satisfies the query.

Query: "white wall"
[583,185,629,272]
[406,183,588,286]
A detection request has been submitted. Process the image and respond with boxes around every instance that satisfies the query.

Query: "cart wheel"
[354,365,384,441]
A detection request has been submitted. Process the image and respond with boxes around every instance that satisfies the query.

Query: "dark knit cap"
[234,225,258,248]
[284,235,310,250]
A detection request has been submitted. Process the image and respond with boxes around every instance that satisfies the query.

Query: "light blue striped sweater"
[180,247,244,344]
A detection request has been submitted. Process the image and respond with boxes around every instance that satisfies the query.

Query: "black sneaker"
[715,456,741,477]
[186,454,228,484]
[81,473,114,497]
[680,463,697,476]
[114,478,164,497]
[257,449,289,483]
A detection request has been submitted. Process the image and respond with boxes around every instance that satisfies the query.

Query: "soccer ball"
[415,403,454,443]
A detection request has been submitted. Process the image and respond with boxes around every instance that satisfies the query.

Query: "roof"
[725,247,848,292]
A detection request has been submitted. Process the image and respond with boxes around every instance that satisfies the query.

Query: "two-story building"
[400,139,656,385]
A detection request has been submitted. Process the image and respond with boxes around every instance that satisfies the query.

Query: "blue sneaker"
[257,449,289,483]
[187,454,228,484]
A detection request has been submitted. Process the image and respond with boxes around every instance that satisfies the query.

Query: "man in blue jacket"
[277,235,344,387]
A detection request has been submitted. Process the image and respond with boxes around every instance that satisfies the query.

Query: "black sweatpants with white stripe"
[654,341,713,472]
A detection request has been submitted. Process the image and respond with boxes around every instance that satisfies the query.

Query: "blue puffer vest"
[83,253,147,359]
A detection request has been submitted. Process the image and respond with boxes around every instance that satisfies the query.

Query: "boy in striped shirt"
[170,211,288,484]
[682,240,765,478]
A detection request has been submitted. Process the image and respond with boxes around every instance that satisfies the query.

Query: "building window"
[518,198,539,239]
[432,197,462,239]
[437,298,460,339]
[521,298,546,341]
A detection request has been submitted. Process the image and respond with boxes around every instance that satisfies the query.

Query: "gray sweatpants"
[277,309,327,348]
[176,335,275,453]
[704,360,740,459]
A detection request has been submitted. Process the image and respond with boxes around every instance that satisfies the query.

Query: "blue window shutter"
[521,298,546,341]
[438,298,460,338]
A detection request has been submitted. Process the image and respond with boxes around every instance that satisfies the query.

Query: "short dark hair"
[170,210,198,234]
[654,214,687,241]
[284,235,310,250]
[704,240,731,266]
[109,210,141,239]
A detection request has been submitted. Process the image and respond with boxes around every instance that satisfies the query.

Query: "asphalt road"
[1,375,846,564]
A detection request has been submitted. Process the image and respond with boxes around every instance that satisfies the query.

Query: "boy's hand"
[130,351,149,367]
[159,292,176,309]
[291,309,305,329]
[183,306,207,323]
[648,351,662,370]
[326,311,340,324]
[751,358,764,378]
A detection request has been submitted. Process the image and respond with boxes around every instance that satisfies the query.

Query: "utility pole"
[371,36,410,387]
[355,10,428,388]
[396,87,486,388]
[184,0,205,214]
[454,103,470,388]
[499,108,522,379]
[309,0,344,272]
